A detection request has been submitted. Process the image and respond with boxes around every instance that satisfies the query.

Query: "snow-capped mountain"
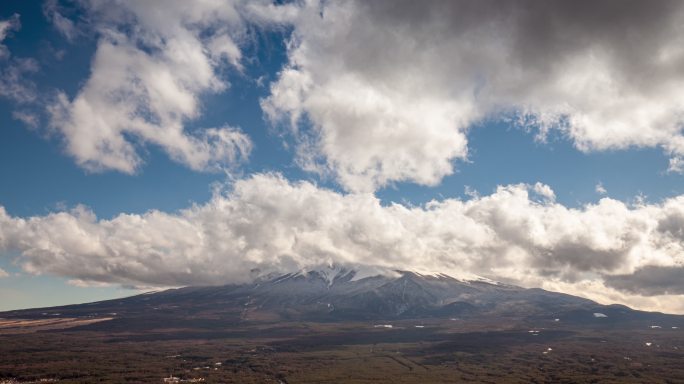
[3,269,681,327]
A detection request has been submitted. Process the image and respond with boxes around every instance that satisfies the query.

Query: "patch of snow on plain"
[593,313,608,318]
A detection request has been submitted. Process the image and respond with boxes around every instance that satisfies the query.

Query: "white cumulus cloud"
[264,0,684,191]
[46,0,298,174]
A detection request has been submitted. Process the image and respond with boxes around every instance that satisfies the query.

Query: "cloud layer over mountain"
[1,173,684,313]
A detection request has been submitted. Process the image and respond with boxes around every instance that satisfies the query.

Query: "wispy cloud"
[42,0,80,42]
[595,182,607,195]
[0,14,39,104]
[0,13,20,58]
[668,157,684,174]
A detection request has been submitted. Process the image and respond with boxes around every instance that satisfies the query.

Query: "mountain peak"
[253,263,504,289]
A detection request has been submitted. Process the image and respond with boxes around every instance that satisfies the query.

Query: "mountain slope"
[2,269,681,327]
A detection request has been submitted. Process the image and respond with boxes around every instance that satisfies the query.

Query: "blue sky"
[1,1,684,312]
